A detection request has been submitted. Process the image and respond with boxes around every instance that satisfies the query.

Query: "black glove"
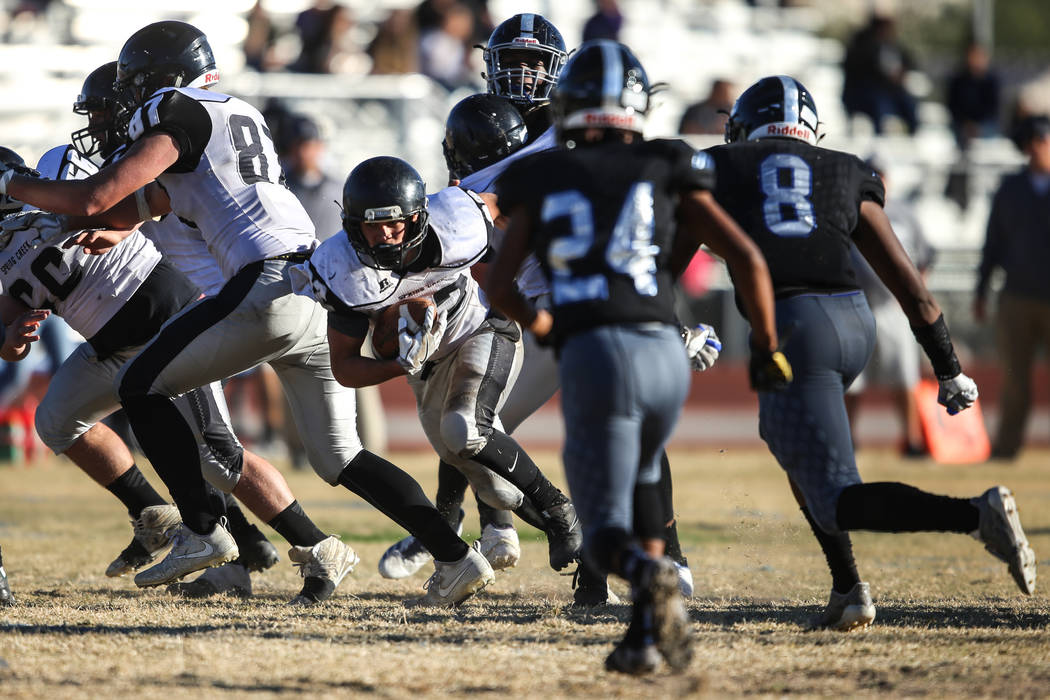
[749,349,793,392]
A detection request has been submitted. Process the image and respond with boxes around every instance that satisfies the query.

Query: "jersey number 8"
[760,153,815,237]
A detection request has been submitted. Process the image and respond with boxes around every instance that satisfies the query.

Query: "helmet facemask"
[485,43,566,105]
[344,207,430,272]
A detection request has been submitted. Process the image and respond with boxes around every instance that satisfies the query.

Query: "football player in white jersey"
[1,21,479,604]
[291,155,585,603]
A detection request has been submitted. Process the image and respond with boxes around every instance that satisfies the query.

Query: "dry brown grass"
[1,447,1048,698]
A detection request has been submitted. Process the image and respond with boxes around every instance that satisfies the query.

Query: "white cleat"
[405,543,495,608]
[378,535,433,580]
[972,486,1037,595]
[134,520,238,588]
[809,582,876,631]
[105,504,182,577]
[477,524,520,571]
[675,561,694,598]
[287,535,359,606]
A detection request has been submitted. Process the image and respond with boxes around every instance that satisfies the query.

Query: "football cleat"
[405,543,495,608]
[167,561,251,599]
[134,520,238,588]
[287,535,359,606]
[645,557,693,672]
[378,510,463,580]
[233,523,280,573]
[809,582,876,631]
[106,504,182,577]
[971,486,1037,595]
[571,563,621,608]
[0,549,12,606]
[542,501,583,571]
[676,560,694,598]
[605,640,661,675]
[477,524,520,571]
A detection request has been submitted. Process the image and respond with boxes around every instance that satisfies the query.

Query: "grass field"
[1,447,1048,698]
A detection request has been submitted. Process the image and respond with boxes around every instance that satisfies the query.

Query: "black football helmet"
[552,40,651,143]
[115,20,218,111]
[443,94,529,180]
[342,156,430,271]
[72,62,129,163]
[725,75,820,145]
[0,147,34,215]
[483,14,567,105]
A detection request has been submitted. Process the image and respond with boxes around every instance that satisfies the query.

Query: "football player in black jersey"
[705,75,1035,629]
[488,40,786,675]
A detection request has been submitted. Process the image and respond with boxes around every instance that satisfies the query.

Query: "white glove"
[682,323,722,372]
[938,372,978,415]
[397,305,445,376]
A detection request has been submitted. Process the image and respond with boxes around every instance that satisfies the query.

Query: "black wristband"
[912,314,961,380]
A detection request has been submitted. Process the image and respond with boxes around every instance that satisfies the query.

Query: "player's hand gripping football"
[749,348,793,391]
[397,305,446,376]
[682,323,722,372]
[0,211,70,251]
[937,372,978,415]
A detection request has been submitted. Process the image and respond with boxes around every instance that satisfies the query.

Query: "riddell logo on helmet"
[584,113,636,128]
[203,71,220,85]
[763,123,810,139]
[512,37,539,45]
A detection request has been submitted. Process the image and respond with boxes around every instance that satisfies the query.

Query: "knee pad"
[440,412,489,460]
[452,458,523,510]
[34,395,88,454]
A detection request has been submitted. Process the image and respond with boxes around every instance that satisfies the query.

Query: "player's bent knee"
[453,459,523,509]
[34,400,87,455]
[440,412,490,459]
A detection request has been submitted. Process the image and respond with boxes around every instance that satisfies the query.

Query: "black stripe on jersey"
[118,260,261,401]
[88,260,200,360]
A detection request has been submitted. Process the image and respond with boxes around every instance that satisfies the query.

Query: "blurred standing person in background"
[841,14,919,135]
[679,79,735,136]
[947,41,1001,150]
[291,2,366,74]
[845,155,935,457]
[418,1,478,91]
[368,9,419,75]
[975,115,1050,461]
[243,0,280,72]
[582,0,622,42]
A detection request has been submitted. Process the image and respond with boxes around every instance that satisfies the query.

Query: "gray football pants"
[758,292,875,534]
[559,323,689,548]
[117,259,361,487]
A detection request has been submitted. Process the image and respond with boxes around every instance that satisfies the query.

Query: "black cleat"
[571,563,620,607]
[542,501,582,571]
[167,562,252,599]
[234,524,280,573]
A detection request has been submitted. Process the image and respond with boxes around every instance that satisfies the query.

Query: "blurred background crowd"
[0,0,1048,462]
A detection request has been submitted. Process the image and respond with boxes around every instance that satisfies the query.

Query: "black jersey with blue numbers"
[705,139,885,298]
[497,138,715,343]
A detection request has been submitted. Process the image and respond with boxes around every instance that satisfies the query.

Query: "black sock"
[105,466,166,518]
[800,506,860,594]
[657,452,686,565]
[338,451,468,562]
[436,460,469,527]
[222,492,258,544]
[512,498,547,530]
[477,494,513,529]
[473,431,567,511]
[121,394,217,534]
[267,501,326,547]
[837,482,979,533]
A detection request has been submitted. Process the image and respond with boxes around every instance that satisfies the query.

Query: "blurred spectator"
[582,0,623,43]
[243,0,280,72]
[845,154,934,457]
[290,2,365,74]
[368,9,420,75]
[974,115,1050,460]
[947,41,1001,149]
[418,1,477,91]
[278,115,343,240]
[679,79,735,136]
[416,0,490,44]
[841,14,919,135]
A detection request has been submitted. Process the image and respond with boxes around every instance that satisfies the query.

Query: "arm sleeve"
[327,308,370,339]
[854,158,886,206]
[126,90,213,173]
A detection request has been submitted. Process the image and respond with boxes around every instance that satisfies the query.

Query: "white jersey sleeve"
[290,186,492,360]
[126,87,318,280]
[459,126,555,300]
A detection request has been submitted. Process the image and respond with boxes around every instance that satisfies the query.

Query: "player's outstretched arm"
[484,205,552,340]
[0,297,45,362]
[327,324,407,388]
[680,190,777,354]
[2,133,176,228]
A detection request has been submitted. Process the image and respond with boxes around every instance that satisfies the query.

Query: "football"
[371,298,435,359]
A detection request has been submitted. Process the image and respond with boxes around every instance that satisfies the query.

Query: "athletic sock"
[836,482,979,533]
[512,498,548,530]
[472,431,568,511]
[656,452,686,565]
[338,451,468,562]
[267,501,326,547]
[800,506,861,594]
[105,465,167,518]
[436,459,469,527]
[477,495,513,529]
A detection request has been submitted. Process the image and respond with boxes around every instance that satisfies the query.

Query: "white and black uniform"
[459,126,558,434]
[115,87,359,485]
[291,186,525,509]
[0,151,236,473]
